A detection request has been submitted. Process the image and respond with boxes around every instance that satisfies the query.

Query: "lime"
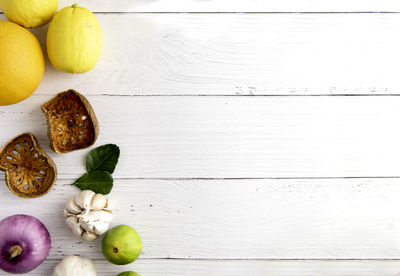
[117,272,140,276]
[102,225,142,265]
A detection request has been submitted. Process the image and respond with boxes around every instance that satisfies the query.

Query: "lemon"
[0,0,58,28]
[102,225,142,265]
[47,4,102,74]
[0,20,45,105]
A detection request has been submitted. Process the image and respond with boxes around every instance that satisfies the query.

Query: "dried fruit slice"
[0,133,57,198]
[42,89,99,153]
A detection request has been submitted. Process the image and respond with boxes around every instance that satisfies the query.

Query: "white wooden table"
[3,0,400,275]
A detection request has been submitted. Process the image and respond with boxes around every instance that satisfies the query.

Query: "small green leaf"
[73,171,113,195]
[86,144,120,173]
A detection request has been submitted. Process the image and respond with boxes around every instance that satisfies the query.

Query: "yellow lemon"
[0,20,45,105]
[47,4,102,74]
[0,0,58,28]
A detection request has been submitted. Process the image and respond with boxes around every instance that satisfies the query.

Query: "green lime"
[102,225,142,265]
[117,272,141,276]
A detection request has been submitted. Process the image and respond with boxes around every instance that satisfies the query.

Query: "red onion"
[0,214,51,274]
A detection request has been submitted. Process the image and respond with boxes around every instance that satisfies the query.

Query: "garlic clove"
[93,222,110,236]
[91,194,107,211]
[77,210,113,238]
[82,231,98,241]
[63,208,75,218]
[79,220,94,233]
[65,197,82,214]
[65,217,83,237]
[104,198,113,212]
[91,210,113,223]
[74,190,96,210]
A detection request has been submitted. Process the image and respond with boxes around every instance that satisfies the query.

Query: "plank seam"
[46,257,400,261]
[34,94,400,97]
[14,176,400,182]
[3,11,400,15]
[130,258,400,261]
[91,12,400,14]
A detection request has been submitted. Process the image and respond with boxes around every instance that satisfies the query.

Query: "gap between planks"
[4,12,400,14]
[86,257,400,262]
[32,93,400,97]
[4,176,400,182]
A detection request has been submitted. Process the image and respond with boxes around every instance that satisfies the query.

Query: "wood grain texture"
[16,13,400,96]
[3,178,400,259]
[22,259,400,276]
[2,3,400,272]
[1,95,400,179]
[57,0,400,12]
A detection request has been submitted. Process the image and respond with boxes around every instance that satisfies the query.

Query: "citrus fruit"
[102,225,142,265]
[0,20,45,105]
[117,272,140,276]
[0,0,58,28]
[46,4,102,73]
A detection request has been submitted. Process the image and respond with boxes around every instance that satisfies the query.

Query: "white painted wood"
[57,0,400,13]
[23,259,400,276]
[2,178,400,259]
[1,95,400,179]
[12,13,400,96]
[2,2,400,272]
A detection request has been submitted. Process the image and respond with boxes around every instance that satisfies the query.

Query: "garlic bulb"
[52,256,96,276]
[64,190,113,241]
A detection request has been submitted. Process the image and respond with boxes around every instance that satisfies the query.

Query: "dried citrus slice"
[41,89,99,153]
[0,133,57,198]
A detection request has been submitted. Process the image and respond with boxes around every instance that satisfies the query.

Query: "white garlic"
[91,194,107,210]
[82,231,98,242]
[52,256,97,276]
[64,190,113,241]
[65,217,83,237]
[74,190,96,209]
[65,198,81,214]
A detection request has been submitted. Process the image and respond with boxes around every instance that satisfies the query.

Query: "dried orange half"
[0,133,57,198]
[42,89,99,154]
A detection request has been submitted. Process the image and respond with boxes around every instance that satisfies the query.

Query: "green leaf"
[86,144,120,174]
[73,171,113,195]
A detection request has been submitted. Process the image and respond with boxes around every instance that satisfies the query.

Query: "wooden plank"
[24,259,400,276]
[13,13,400,96]
[1,95,400,179]
[57,0,400,12]
[3,178,400,259]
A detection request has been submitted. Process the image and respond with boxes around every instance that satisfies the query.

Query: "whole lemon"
[0,20,45,105]
[0,0,58,28]
[47,4,102,73]
[102,225,142,265]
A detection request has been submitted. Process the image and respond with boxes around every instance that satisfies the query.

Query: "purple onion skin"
[0,214,51,274]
